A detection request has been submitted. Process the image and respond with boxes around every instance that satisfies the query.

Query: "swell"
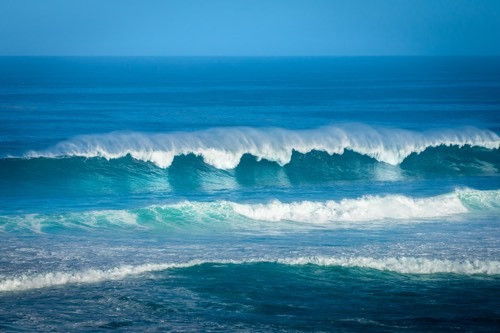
[17,125,500,168]
[1,189,497,233]
[1,256,499,292]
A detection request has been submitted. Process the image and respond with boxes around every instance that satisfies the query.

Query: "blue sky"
[1,0,499,56]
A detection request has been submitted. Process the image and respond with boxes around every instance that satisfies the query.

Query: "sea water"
[0,57,499,332]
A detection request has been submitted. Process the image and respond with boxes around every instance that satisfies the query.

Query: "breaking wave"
[2,145,498,194]
[19,125,499,169]
[1,189,497,232]
[1,256,499,292]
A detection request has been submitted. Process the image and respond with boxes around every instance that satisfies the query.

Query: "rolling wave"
[1,256,499,292]
[1,132,498,195]
[230,193,469,223]
[227,188,498,223]
[19,125,499,169]
[2,189,497,232]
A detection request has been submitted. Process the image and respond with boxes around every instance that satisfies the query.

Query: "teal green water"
[0,57,499,332]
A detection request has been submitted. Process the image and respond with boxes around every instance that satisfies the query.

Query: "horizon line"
[1,54,500,58]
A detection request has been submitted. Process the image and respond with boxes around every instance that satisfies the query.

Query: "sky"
[0,0,499,56]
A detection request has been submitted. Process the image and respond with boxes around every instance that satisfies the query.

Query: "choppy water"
[1,57,499,332]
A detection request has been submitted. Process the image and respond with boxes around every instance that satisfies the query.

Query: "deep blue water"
[0,57,499,332]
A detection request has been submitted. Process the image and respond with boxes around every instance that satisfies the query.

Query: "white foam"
[278,256,500,275]
[1,256,498,292]
[0,262,195,293]
[24,125,500,169]
[231,193,469,223]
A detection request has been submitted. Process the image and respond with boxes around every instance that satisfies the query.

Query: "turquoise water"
[0,57,499,332]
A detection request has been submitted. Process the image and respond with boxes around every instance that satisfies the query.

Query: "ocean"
[0,57,499,332]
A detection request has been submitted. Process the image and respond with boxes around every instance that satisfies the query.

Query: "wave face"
[1,146,498,206]
[2,145,498,189]
[2,189,497,233]
[1,256,498,292]
[20,125,500,169]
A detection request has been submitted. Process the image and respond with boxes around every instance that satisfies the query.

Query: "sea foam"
[24,125,500,169]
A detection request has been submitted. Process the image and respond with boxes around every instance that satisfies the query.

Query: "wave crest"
[24,125,500,169]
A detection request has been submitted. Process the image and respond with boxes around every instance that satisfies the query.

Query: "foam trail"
[24,125,499,169]
[1,257,499,292]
